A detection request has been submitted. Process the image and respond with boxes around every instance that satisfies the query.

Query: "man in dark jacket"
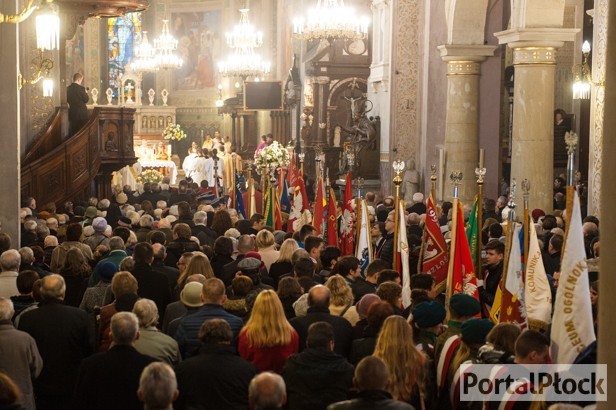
[72,312,157,410]
[131,243,171,320]
[327,356,414,410]
[18,274,95,410]
[283,322,354,410]
[164,223,201,268]
[375,212,395,267]
[221,235,255,286]
[290,285,353,357]
[176,318,256,409]
[479,240,504,311]
[66,73,89,135]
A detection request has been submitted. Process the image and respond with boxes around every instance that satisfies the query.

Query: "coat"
[131,262,172,319]
[282,347,354,410]
[71,344,156,410]
[290,306,353,358]
[327,390,415,410]
[0,321,43,410]
[18,299,95,402]
[175,344,256,410]
[66,82,89,123]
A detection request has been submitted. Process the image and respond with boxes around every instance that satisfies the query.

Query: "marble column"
[0,0,22,248]
[495,30,577,212]
[598,1,616,406]
[587,0,609,217]
[315,76,330,145]
[438,45,494,204]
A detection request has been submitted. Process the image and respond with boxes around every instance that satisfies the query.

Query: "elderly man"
[138,362,178,410]
[176,319,256,409]
[191,211,217,247]
[133,298,181,365]
[72,312,157,410]
[174,278,243,358]
[0,250,21,298]
[137,215,154,243]
[249,372,287,410]
[18,274,95,410]
[0,298,42,410]
[132,243,172,320]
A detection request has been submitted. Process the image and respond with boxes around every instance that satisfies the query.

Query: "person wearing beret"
[411,301,446,356]
[434,293,481,363]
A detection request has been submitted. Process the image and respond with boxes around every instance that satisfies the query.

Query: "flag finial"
[392,160,405,200]
[449,171,463,198]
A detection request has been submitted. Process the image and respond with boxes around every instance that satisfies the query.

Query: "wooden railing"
[21,106,137,207]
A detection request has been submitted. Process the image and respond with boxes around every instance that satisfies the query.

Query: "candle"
[479,148,484,169]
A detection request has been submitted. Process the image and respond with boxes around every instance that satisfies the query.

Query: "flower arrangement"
[138,169,164,184]
[162,123,187,141]
[255,141,291,174]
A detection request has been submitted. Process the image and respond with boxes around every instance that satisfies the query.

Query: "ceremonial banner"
[327,188,339,246]
[313,177,325,235]
[497,223,526,327]
[466,197,480,267]
[339,173,355,255]
[355,199,373,278]
[395,199,411,308]
[446,201,480,302]
[235,175,246,219]
[420,194,449,293]
[287,173,311,232]
[551,190,596,363]
[524,215,552,331]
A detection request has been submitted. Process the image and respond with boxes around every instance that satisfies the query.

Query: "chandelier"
[153,19,183,69]
[293,0,369,42]
[129,31,159,72]
[219,9,270,79]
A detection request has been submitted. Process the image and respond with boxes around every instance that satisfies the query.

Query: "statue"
[402,159,420,202]
[338,92,378,173]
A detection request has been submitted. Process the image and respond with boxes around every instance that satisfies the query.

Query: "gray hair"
[0,250,21,271]
[249,372,286,410]
[109,236,125,251]
[119,256,135,272]
[132,298,159,328]
[0,298,14,321]
[156,200,167,209]
[41,274,66,300]
[46,218,58,229]
[139,362,177,410]
[18,247,34,265]
[193,211,207,224]
[152,243,165,260]
[44,235,58,247]
[24,220,37,232]
[110,311,139,345]
[99,199,110,210]
[140,215,154,228]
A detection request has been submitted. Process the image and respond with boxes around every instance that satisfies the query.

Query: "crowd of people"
[0,178,599,409]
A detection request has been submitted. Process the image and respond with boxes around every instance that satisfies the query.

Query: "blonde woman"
[176,254,214,296]
[269,238,298,285]
[373,316,426,408]
[324,275,360,325]
[238,290,299,373]
[256,230,279,272]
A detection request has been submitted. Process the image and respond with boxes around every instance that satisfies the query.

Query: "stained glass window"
[108,13,142,96]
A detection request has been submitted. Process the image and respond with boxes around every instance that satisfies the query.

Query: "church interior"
[2,0,616,400]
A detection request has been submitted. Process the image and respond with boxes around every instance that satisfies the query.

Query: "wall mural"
[170,10,222,91]
[65,24,85,84]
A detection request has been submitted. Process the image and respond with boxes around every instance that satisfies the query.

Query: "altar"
[138,159,178,184]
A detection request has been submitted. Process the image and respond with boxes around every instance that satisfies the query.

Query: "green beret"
[412,301,446,328]
[460,318,494,345]
[449,293,481,317]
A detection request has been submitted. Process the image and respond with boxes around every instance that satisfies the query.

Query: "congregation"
[0,179,599,410]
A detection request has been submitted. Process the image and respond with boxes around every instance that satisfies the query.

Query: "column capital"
[437,44,496,62]
[494,28,579,49]
[315,76,330,85]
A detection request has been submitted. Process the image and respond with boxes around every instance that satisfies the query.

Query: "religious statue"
[402,159,420,202]
[105,132,118,152]
[155,141,169,161]
[338,91,378,174]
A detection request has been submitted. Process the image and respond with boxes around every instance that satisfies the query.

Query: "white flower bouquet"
[138,169,164,184]
[255,141,290,174]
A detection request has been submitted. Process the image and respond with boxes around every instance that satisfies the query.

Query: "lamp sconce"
[215,84,224,107]
[18,49,54,94]
[572,41,604,100]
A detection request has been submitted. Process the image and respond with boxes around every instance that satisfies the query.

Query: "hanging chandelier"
[154,19,182,70]
[219,9,270,79]
[129,31,159,72]
[293,0,369,42]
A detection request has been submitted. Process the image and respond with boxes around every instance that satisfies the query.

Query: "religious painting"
[170,9,222,90]
[107,13,143,96]
[65,24,85,85]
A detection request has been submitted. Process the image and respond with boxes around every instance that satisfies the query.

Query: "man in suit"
[131,243,172,321]
[66,73,89,135]
[18,274,95,410]
[72,312,157,410]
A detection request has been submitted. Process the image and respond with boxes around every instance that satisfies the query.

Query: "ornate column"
[587,0,609,217]
[0,0,22,246]
[315,76,330,145]
[495,29,577,212]
[438,45,495,204]
[598,0,616,402]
